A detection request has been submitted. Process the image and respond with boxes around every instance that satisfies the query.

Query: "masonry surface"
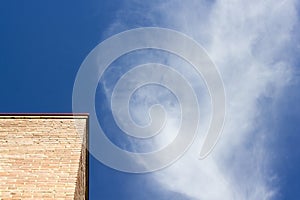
[0,114,88,200]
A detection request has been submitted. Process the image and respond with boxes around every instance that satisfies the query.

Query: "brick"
[0,115,88,200]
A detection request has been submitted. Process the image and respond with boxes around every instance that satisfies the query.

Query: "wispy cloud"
[101,0,299,199]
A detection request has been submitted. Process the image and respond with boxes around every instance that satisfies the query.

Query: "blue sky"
[1,1,300,200]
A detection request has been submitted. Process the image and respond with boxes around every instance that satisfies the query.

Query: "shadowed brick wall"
[0,114,88,200]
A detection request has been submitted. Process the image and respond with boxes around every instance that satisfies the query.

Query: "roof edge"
[0,113,89,119]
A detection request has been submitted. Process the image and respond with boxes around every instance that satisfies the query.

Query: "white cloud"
[102,0,299,199]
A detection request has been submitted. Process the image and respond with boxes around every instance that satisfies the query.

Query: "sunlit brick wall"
[0,115,88,200]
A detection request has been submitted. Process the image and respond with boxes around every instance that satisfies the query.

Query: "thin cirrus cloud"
[100,0,299,199]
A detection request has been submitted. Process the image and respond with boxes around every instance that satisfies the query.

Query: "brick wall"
[0,115,88,200]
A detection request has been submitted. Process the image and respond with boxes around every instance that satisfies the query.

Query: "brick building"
[0,114,89,200]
